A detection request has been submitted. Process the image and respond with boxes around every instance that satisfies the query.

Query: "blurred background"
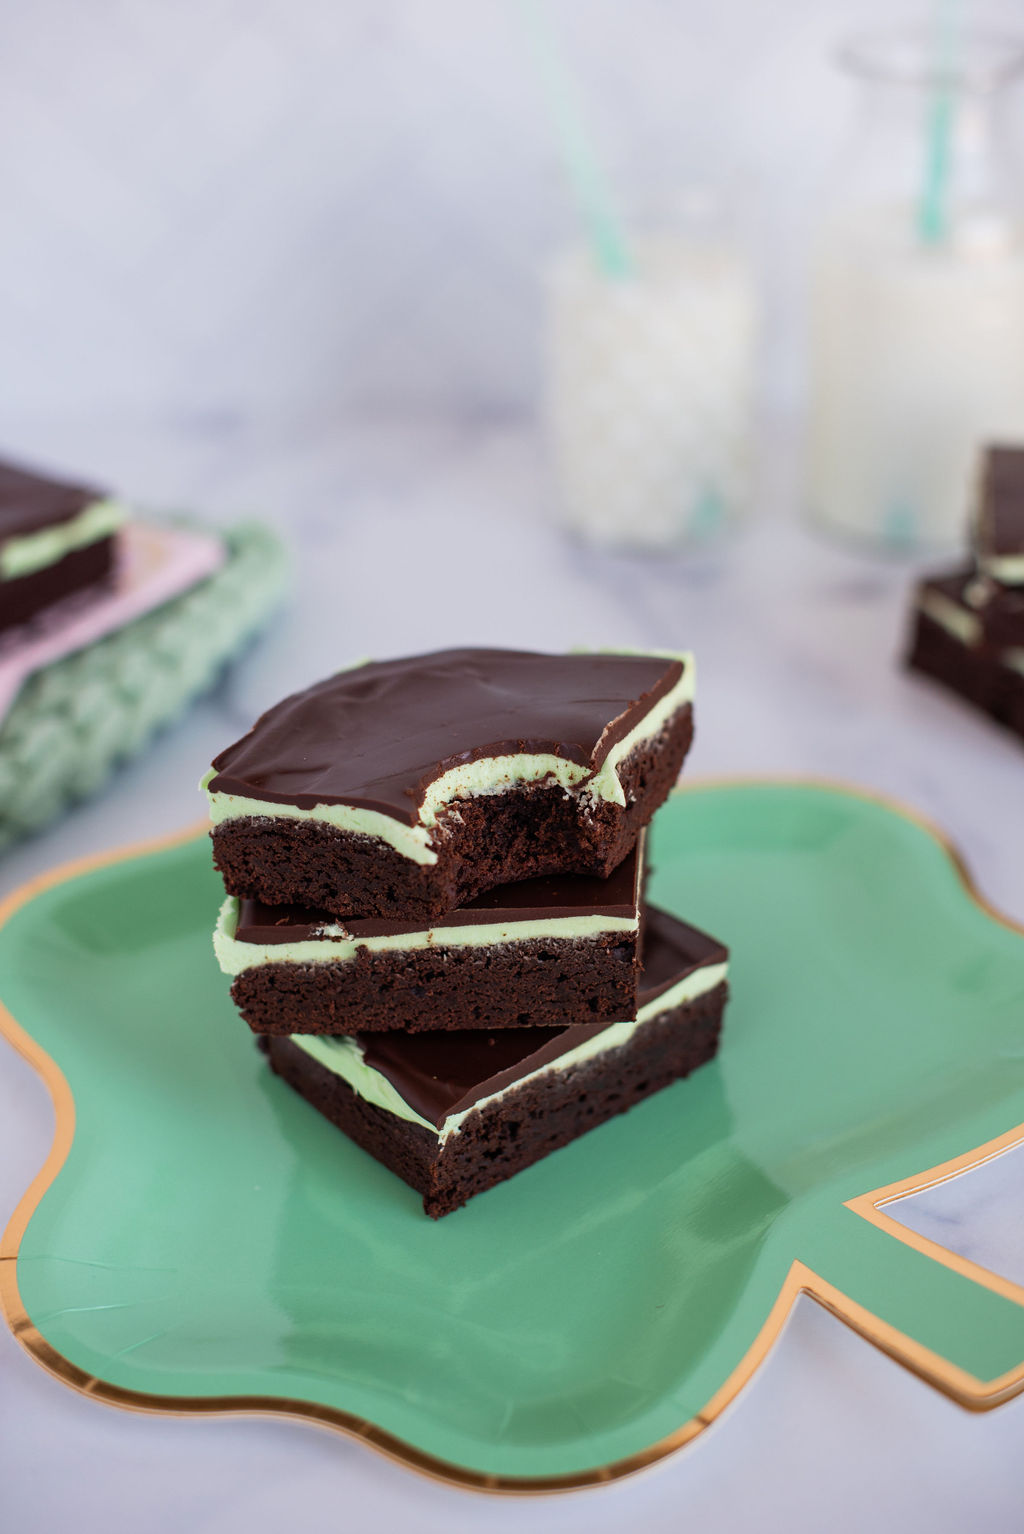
[0,0,1014,436]
[0,0,823,423]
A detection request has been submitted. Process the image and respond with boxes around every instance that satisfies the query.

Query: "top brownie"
[972,446,1024,585]
[206,646,694,920]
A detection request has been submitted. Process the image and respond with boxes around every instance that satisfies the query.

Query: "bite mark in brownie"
[205,647,694,918]
[211,701,692,919]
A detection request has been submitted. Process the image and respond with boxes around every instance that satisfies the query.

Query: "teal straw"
[517,0,633,279]
[917,0,962,245]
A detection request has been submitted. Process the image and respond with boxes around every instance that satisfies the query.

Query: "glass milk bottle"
[808,31,1024,549]
[545,212,756,551]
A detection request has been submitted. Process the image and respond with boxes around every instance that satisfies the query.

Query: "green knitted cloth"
[0,520,287,849]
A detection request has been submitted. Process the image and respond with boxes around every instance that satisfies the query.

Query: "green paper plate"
[2,782,1024,1490]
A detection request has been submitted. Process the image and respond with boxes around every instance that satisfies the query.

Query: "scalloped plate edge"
[2,779,1024,1496]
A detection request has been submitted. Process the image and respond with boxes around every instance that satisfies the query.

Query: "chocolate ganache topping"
[359,907,727,1126]
[209,648,687,825]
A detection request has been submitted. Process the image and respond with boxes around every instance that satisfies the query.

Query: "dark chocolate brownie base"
[212,704,692,920]
[907,610,1024,744]
[262,978,726,1218]
[232,931,638,1034]
[0,535,116,634]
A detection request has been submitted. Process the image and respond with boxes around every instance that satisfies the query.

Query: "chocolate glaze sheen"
[236,835,643,942]
[209,648,686,825]
[0,460,101,546]
[360,907,728,1126]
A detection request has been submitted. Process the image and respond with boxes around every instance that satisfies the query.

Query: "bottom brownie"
[260,905,728,1218]
[264,984,725,1218]
[264,986,724,1218]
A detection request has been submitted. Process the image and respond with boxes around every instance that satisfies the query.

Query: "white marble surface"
[2,415,1024,1531]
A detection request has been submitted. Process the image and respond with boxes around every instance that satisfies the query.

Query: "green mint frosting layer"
[213,894,636,978]
[204,651,695,868]
[1,499,126,580]
[291,956,727,1146]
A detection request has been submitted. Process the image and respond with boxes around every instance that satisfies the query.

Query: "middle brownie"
[214,835,644,1034]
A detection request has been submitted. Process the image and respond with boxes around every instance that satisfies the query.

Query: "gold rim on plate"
[1,779,1023,1495]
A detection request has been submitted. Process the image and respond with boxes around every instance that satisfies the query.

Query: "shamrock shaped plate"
[2,781,1024,1490]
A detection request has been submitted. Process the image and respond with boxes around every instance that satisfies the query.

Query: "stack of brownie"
[907,445,1024,745]
[205,647,729,1217]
